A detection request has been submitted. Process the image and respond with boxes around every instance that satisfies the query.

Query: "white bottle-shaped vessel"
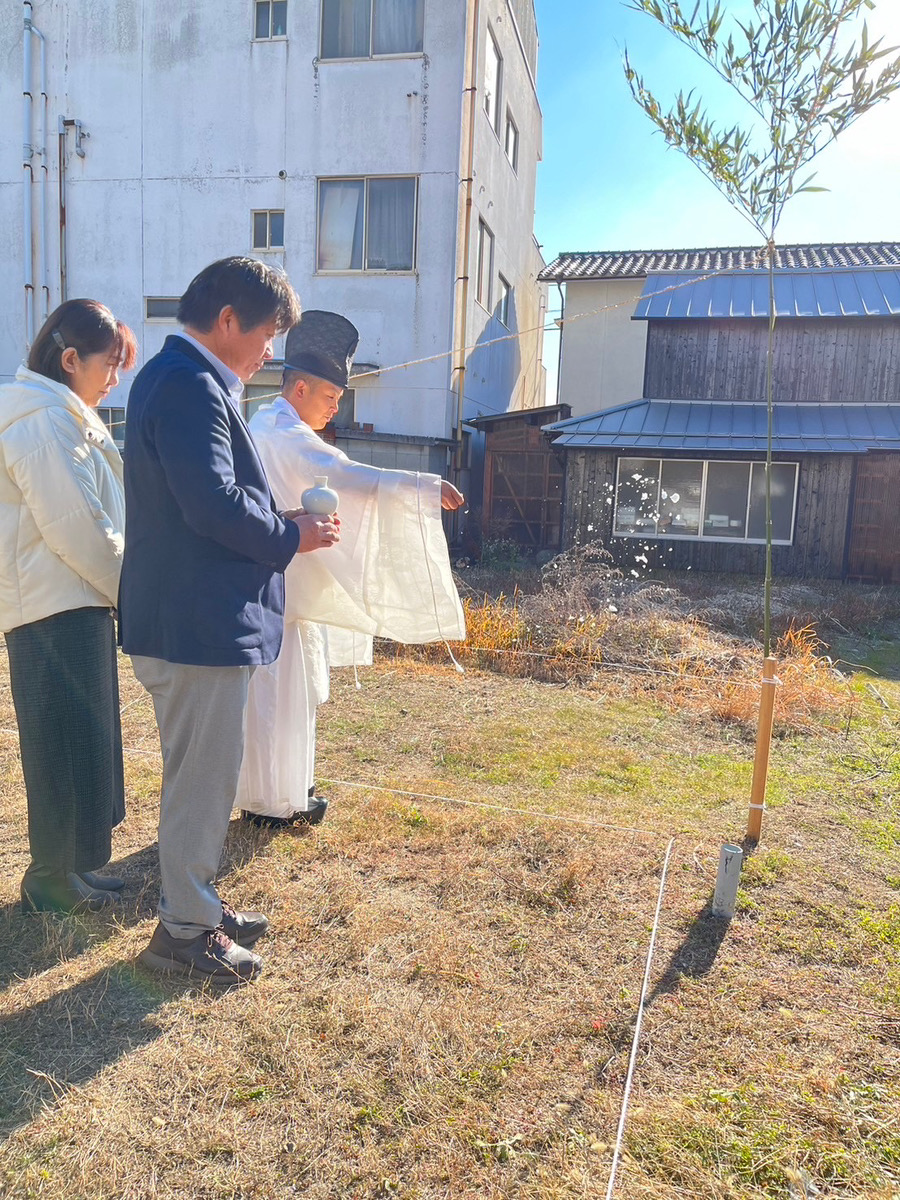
[301,475,339,515]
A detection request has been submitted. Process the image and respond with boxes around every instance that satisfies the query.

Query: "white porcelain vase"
[301,475,339,515]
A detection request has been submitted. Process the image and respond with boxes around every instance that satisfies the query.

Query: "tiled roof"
[543,399,900,453]
[539,244,900,282]
[634,269,900,319]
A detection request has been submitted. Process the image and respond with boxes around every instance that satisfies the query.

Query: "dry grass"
[394,560,859,735]
[0,592,899,1198]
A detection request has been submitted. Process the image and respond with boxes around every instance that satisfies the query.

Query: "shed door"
[848,454,900,582]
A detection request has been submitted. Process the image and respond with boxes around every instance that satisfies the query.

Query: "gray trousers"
[132,655,252,938]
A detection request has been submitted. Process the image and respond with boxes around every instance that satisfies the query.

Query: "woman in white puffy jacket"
[0,299,137,914]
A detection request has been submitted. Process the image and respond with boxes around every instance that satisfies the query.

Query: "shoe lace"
[209,927,234,952]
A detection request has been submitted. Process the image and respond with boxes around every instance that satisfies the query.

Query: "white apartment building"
[3,0,546,492]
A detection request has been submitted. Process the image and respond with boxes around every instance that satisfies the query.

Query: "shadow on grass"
[646,894,730,1002]
[594,893,730,1085]
[0,822,275,994]
[0,961,184,1137]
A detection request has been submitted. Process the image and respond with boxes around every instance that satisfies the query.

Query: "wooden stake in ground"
[747,656,778,844]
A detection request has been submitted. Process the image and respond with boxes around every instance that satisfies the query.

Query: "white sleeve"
[5,409,124,604]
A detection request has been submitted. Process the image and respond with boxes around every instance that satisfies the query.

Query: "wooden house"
[468,404,570,550]
[540,244,900,581]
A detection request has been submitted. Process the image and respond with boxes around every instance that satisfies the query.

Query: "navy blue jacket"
[119,335,300,666]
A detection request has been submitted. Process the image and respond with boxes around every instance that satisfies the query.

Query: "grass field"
[0,579,899,1199]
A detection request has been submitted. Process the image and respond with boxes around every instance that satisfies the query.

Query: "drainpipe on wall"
[554,281,565,405]
[34,19,49,325]
[23,2,35,347]
[23,1,49,346]
[58,117,87,303]
[452,0,480,501]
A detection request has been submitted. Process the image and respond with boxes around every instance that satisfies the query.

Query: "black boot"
[78,870,126,891]
[21,863,119,915]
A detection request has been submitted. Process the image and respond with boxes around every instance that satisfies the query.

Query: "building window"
[504,111,518,170]
[320,0,424,59]
[613,457,799,544]
[145,297,180,321]
[484,29,502,132]
[317,177,417,271]
[476,220,494,309]
[497,275,511,327]
[255,0,288,38]
[97,406,126,447]
[253,210,285,250]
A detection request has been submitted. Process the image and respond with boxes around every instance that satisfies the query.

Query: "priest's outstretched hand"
[441,482,465,511]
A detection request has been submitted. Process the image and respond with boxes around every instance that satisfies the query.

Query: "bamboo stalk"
[747,656,778,843]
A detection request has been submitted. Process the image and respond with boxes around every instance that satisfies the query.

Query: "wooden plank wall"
[644,318,900,403]
[562,451,855,578]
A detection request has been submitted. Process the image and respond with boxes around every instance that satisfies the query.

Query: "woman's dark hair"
[28,299,138,385]
[177,256,301,334]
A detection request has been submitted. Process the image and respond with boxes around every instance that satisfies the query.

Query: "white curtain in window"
[484,32,501,126]
[322,0,369,57]
[318,181,365,270]
[366,178,415,270]
[373,0,423,54]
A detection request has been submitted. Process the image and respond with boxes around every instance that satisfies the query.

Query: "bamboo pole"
[747,655,778,843]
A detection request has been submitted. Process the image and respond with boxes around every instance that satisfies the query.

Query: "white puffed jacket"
[0,366,125,634]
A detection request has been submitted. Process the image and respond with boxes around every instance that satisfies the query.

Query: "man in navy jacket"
[120,257,339,985]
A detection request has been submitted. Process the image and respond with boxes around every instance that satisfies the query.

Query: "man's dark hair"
[178,256,301,334]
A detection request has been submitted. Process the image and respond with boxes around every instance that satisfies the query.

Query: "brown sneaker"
[138,922,262,986]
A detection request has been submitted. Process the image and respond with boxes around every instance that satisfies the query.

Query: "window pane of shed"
[615,458,660,535]
[659,460,702,535]
[704,461,750,538]
[748,462,796,542]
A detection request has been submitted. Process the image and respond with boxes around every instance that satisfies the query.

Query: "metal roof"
[633,269,900,319]
[539,243,900,283]
[543,400,900,454]
[467,403,570,428]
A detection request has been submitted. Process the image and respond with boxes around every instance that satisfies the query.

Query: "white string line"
[318,777,667,840]
[605,835,676,1200]
[97,261,757,438]
[398,642,817,688]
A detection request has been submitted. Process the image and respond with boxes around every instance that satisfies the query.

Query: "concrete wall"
[462,0,546,426]
[557,278,648,416]
[2,0,544,452]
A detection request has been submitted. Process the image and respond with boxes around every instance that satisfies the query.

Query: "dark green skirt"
[6,606,125,872]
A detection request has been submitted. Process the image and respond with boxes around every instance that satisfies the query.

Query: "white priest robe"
[236,397,466,818]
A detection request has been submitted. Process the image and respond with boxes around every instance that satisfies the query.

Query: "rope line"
[317,777,668,840]
[605,836,677,1199]
[96,259,762,434]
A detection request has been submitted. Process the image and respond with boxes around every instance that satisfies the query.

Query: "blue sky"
[533,0,900,259]
[532,0,900,397]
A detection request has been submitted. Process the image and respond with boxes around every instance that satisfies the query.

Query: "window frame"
[484,27,503,134]
[612,456,799,546]
[316,175,418,274]
[318,0,425,61]
[476,219,494,310]
[144,297,180,323]
[252,209,285,251]
[504,109,519,171]
[253,0,288,40]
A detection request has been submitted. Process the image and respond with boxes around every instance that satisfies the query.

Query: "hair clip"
[51,330,67,351]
